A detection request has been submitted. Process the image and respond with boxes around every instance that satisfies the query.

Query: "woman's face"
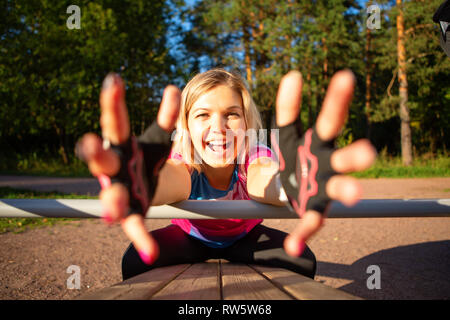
[187,85,247,168]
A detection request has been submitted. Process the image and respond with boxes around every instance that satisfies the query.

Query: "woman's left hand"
[273,70,377,257]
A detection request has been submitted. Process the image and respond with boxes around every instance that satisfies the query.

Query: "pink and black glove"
[98,121,173,217]
[271,118,337,217]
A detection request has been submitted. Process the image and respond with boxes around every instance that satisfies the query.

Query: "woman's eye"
[195,112,240,119]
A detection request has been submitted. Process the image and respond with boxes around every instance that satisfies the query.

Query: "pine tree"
[0,1,174,163]
[396,0,413,165]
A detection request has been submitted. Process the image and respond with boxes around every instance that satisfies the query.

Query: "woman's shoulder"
[168,151,194,174]
[246,142,276,163]
[248,142,273,157]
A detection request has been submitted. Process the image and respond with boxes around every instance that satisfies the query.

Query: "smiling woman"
[109,68,323,280]
[76,66,377,282]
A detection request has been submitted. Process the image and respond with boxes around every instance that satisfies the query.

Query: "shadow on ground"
[316,240,450,300]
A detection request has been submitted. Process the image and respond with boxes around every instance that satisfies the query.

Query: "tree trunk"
[243,26,253,88]
[322,36,328,88]
[319,36,328,112]
[306,64,313,128]
[54,124,69,165]
[365,2,372,139]
[396,0,413,166]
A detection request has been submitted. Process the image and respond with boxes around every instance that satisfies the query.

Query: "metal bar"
[0,199,449,219]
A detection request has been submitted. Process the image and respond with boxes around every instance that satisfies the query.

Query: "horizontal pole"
[0,199,449,219]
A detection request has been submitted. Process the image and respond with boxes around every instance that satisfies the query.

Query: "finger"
[284,210,324,257]
[100,73,130,145]
[316,70,355,141]
[76,133,120,176]
[99,183,129,223]
[157,85,181,133]
[276,70,303,127]
[326,175,362,207]
[121,214,160,265]
[331,139,377,173]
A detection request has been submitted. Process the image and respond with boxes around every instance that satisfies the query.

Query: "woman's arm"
[246,157,286,207]
[151,159,191,206]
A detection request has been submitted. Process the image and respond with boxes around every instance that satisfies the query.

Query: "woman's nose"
[209,114,226,133]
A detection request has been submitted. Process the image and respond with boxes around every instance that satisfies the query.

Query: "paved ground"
[0,175,101,196]
[0,175,449,300]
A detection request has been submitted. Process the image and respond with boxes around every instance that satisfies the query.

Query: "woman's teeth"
[207,141,229,152]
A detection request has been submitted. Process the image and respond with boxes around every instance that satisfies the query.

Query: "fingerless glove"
[271,118,337,217]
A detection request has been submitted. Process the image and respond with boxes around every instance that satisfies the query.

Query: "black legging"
[121,223,317,280]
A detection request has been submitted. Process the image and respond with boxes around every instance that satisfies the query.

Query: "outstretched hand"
[77,74,181,265]
[274,70,376,257]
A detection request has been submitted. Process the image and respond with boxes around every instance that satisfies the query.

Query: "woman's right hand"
[76,73,181,265]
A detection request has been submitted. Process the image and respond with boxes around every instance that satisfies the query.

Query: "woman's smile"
[205,140,232,153]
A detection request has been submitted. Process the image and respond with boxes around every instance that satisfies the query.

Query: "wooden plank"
[221,262,292,300]
[76,264,191,300]
[152,261,221,300]
[250,265,362,300]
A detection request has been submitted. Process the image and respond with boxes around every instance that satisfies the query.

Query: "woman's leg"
[121,224,211,280]
[222,224,317,279]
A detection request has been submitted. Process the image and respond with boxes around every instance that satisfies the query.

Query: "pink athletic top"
[169,144,276,248]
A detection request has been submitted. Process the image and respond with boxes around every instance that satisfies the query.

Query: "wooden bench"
[77,260,361,300]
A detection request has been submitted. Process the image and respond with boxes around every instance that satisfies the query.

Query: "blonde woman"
[78,68,376,281]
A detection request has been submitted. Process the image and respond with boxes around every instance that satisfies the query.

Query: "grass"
[350,153,450,178]
[0,152,90,177]
[0,187,95,234]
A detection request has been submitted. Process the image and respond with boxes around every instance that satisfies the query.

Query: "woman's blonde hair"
[172,68,263,173]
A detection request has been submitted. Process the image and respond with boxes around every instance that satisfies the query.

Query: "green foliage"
[182,0,362,129]
[0,152,90,177]
[179,0,449,157]
[0,0,448,171]
[371,95,400,122]
[370,0,450,154]
[0,0,175,164]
